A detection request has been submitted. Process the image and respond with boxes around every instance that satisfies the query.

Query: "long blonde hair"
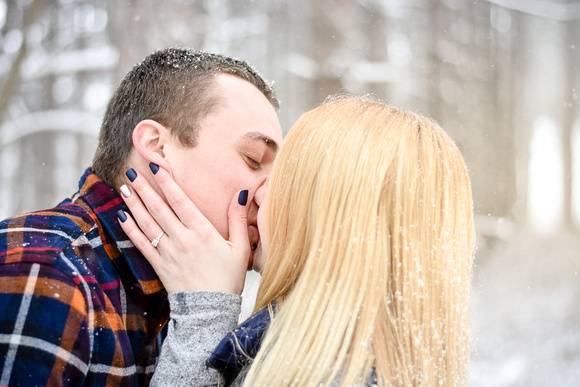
[244,97,474,386]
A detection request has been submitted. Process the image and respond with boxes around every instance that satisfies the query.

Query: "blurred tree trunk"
[427,1,443,126]
[562,21,577,228]
[310,1,345,105]
[0,0,43,125]
[489,4,518,219]
[18,133,56,213]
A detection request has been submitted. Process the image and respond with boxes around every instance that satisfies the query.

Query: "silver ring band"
[151,231,165,247]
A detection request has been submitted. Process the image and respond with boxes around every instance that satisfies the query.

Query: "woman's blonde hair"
[244,97,474,386]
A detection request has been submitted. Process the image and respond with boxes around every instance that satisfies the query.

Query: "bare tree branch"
[488,0,580,21]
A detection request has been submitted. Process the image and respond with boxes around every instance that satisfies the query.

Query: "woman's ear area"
[132,119,173,174]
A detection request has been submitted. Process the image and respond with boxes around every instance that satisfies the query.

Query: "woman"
[119,96,474,386]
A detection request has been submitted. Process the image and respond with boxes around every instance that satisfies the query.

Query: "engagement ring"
[151,231,165,247]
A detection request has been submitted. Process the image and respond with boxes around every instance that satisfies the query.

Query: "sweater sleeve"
[151,291,242,387]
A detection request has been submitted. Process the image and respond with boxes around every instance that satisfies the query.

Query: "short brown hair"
[92,48,279,188]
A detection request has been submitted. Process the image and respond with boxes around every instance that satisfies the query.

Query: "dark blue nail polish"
[126,168,137,182]
[117,210,127,223]
[238,190,248,206]
[149,162,159,174]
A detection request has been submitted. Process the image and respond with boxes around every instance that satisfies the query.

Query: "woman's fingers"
[219,190,252,294]
[147,164,207,229]
[119,178,165,244]
[125,165,203,237]
[119,164,253,295]
[118,208,180,292]
[117,209,162,268]
[228,189,251,261]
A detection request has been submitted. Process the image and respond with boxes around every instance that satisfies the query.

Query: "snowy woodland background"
[1,0,579,385]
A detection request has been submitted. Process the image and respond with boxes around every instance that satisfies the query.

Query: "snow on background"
[470,229,580,386]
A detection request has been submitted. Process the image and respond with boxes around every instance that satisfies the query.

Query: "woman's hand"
[117,164,251,295]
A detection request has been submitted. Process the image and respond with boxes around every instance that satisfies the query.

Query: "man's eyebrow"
[244,131,279,152]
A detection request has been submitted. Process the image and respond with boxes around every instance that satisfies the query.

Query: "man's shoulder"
[0,199,97,236]
[0,199,98,265]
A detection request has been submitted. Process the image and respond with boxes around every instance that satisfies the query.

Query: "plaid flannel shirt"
[0,168,169,386]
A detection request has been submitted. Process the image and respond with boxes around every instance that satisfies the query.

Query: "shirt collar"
[77,168,164,295]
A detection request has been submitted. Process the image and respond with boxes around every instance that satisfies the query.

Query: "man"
[0,48,283,386]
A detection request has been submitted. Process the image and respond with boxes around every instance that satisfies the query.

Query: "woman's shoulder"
[207,302,275,385]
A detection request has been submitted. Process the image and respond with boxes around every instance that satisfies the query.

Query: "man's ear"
[132,119,173,174]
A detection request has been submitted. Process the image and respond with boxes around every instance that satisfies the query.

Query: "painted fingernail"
[238,190,249,206]
[149,162,159,174]
[117,210,127,223]
[126,168,137,182]
[120,184,131,198]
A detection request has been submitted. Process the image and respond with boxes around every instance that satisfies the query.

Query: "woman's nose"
[254,182,268,206]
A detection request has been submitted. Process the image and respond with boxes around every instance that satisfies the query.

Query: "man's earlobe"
[132,119,172,174]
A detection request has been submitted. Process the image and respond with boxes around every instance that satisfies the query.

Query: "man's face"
[165,73,283,266]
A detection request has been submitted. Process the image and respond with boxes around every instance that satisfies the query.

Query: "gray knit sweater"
[150,291,242,387]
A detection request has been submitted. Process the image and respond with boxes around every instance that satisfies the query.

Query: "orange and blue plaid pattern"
[0,168,169,386]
